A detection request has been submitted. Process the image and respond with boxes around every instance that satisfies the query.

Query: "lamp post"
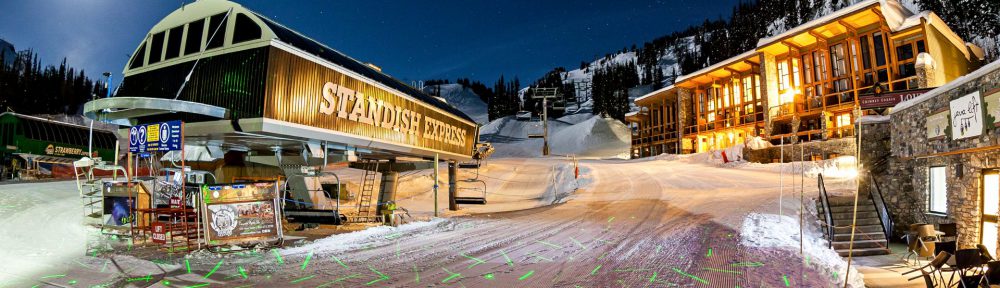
[89,72,111,159]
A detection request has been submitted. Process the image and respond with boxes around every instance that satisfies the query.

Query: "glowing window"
[778,60,789,91]
[791,58,801,87]
[928,166,947,214]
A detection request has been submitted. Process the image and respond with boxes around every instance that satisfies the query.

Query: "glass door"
[983,170,1000,256]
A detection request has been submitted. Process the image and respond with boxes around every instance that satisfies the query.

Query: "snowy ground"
[0,154,866,287]
[0,181,92,287]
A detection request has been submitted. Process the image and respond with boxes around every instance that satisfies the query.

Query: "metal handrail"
[818,173,835,248]
[867,172,893,241]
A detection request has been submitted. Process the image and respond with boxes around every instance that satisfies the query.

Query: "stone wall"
[885,62,1000,248]
[744,137,857,163]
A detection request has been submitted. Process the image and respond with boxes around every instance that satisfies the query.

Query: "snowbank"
[482,114,630,159]
[745,136,773,150]
[550,116,630,158]
[741,213,864,288]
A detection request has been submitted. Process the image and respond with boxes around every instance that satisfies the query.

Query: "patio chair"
[904,251,951,287]
[936,241,958,260]
[954,249,989,288]
[977,244,1000,285]
[939,223,958,242]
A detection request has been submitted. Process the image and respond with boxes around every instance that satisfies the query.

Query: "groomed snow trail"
[8,157,856,287]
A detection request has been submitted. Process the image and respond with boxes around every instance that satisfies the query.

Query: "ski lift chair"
[455,178,487,205]
[454,157,488,205]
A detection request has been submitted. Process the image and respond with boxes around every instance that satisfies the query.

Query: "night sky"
[0,0,740,85]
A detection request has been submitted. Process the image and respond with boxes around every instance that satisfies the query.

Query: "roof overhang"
[83,97,229,126]
[674,51,760,88]
[634,85,678,105]
[757,0,884,56]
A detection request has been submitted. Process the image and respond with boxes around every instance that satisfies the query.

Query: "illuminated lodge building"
[628,0,982,158]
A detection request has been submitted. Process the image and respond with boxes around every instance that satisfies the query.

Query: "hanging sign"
[129,121,182,153]
[860,88,934,109]
[950,91,983,140]
[201,182,282,245]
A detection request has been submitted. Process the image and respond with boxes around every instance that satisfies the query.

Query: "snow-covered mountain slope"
[480,114,630,159]
[561,49,681,115]
[422,83,489,125]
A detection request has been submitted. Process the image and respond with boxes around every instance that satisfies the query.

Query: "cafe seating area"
[900,223,1000,287]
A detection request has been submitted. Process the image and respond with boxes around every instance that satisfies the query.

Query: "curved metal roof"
[129,0,473,123]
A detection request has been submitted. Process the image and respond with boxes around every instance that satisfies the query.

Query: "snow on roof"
[857,115,890,124]
[624,111,639,117]
[920,12,973,60]
[891,59,1000,114]
[634,85,676,103]
[673,50,759,84]
[756,0,912,48]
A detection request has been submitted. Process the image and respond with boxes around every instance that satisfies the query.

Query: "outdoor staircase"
[818,194,892,257]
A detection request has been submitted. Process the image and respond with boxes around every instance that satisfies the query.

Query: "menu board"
[202,182,282,245]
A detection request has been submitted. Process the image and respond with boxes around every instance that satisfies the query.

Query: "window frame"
[184,19,205,56]
[148,31,165,65]
[928,166,948,215]
[164,25,184,60]
[232,13,262,44]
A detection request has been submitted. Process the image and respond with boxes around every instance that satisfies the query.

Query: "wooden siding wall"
[263,47,476,157]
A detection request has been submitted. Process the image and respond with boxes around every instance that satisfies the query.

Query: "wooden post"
[448,161,457,211]
[113,140,119,180]
[433,153,439,217]
[843,107,862,288]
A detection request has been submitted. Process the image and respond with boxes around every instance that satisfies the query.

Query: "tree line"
[424,77,522,122]
[0,49,108,115]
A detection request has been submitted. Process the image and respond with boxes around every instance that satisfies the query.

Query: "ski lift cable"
[173,8,234,100]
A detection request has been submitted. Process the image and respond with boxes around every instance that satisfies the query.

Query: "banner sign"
[859,88,933,109]
[202,182,281,245]
[128,121,182,153]
[44,144,97,157]
[950,91,983,140]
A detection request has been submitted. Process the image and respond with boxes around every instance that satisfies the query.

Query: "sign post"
[127,120,188,249]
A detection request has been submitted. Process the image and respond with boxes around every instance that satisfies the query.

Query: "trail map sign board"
[128,121,182,153]
[202,182,282,245]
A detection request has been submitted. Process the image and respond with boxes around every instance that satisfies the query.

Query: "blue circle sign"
[160,123,171,144]
[129,127,139,147]
[138,126,147,145]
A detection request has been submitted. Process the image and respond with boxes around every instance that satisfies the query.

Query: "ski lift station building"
[83,0,479,217]
[85,0,477,164]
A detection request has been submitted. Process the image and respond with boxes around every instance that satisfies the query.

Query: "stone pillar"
[448,161,458,211]
[915,52,936,88]
[376,171,398,215]
[677,88,693,153]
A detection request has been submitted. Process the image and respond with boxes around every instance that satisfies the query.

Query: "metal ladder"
[74,159,104,220]
[356,160,379,217]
